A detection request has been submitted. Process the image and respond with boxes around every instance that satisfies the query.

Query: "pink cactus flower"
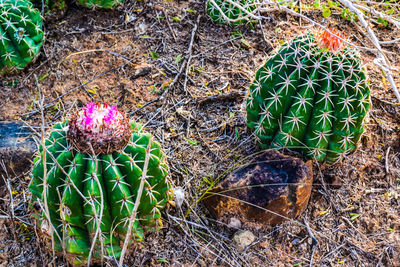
[75,103,126,138]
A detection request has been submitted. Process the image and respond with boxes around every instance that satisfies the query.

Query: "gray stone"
[0,121,36,186]
[228,217,242,229]
[232,230,256,251]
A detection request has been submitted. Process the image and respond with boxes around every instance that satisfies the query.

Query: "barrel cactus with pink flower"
[29,103,172,265]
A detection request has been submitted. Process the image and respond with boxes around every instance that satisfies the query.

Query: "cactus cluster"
[29,103,172,265]
[246,30,371,164]
[0,0,43,74]
[206,0,257,26]
[76,0,124,9]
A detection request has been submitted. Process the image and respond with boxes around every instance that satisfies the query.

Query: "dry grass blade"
[338,0,400,102]
[35,75,66,259]
[0,161,17,241]
[183,15,201,94]
[87,147,106,267]
[118,136,151,267]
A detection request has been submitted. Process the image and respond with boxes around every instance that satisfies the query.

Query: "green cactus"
[76,0,124,9]
[246,30,371,164]
[206,0,258,26]
[29,103,172,266]
[29,0,67,21]
[0,0,44,74]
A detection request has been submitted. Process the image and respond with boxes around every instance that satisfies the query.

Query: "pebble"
[232,230,256,251]
[228,217,242,229]
[173,187,185,208]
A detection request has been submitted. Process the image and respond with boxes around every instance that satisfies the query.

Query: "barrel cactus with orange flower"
[29,103,172,265]
[246,30,371,163]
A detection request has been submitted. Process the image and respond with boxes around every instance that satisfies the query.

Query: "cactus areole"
[246,30,371,164]
[29,103,172,266]
[0,0,44,74]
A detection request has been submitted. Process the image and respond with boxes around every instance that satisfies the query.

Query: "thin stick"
[37,130,100,265]
[353,3,400,28]
[183,15,201,94]
[118,137,151,267]
[385,146,390,174]
[86,149,105,267]
[338,0,400,102]
[36,75,55,258]
[304,218,318,248]
[163,10,178,43]
[0,161,17,241]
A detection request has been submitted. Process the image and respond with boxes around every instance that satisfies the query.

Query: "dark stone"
[0,121,36,185]
[130,66,152,81]
[202,150,313,227]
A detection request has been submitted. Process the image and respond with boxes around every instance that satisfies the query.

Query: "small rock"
[202,150,313,227]
[197,259,207,267]
[365,218,378,232]
[130,66,151,80]
[232,230,256,251]
[173,187,185,208]
[137,23,148,34]
[259,238,270,249]
[291,238,301,246]
[228,217,242,229]
[154,4,163,11]
[176,107,191,118]
[338,223,346,230]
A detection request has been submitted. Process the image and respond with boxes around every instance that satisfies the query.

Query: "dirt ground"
[0,0,399,266]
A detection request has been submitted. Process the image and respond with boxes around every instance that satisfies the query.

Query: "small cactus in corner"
[246,30,371,164]
[29,103,172,265]
[76,0,124,9]
[0,0,44,74]
[29,0,67,21]
[206,0,258,26]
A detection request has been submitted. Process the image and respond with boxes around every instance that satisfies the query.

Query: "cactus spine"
[0,0,43,74]
[206,0,257,26]
[29,103,172,265]
[246,30,371,164]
